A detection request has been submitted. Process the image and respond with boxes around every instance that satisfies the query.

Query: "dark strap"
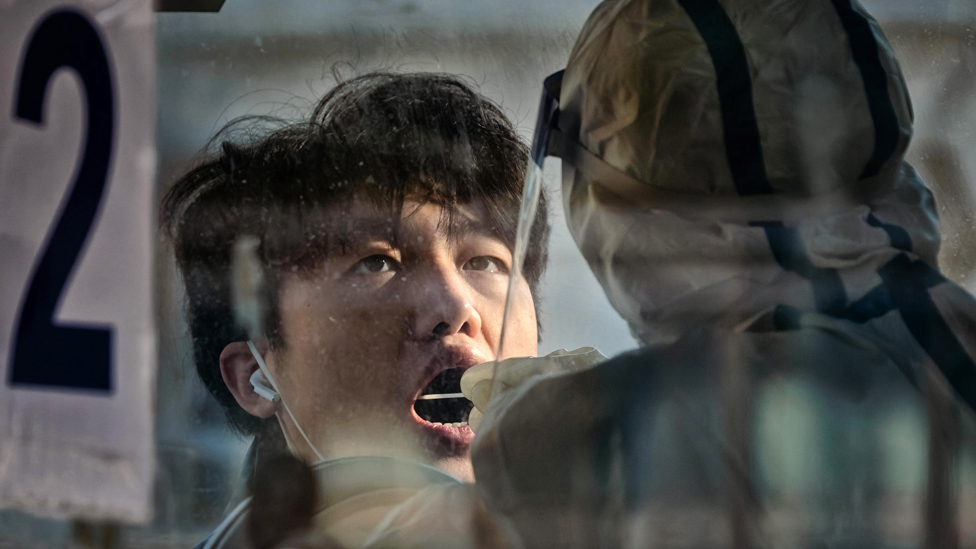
[757,219,976,413]
[752,222,847,315]
[676,0,773,195]
[829,0,902,179]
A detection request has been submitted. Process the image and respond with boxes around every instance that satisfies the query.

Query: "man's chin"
[417,422,473,481]
[433,453,474,482]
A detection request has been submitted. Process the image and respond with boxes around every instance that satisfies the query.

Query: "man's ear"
[220,341,276,419]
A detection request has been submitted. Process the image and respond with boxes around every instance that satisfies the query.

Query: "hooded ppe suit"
[459,0,976,546]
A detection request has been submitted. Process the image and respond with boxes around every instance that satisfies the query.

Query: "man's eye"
[464,256,505,273]
[351,255,398,274]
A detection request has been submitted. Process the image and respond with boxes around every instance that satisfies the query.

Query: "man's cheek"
[279,302,406,395]
[324,308,408,400]
[497,285,538,359]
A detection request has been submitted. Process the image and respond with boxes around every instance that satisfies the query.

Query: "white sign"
[0,0,156,523]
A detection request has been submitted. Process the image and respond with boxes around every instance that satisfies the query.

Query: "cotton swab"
[416,393,466,400]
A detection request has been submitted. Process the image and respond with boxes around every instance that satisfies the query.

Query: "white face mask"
[247,340,326,463]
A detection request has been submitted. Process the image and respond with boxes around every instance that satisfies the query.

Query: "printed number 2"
[8,10,115,392]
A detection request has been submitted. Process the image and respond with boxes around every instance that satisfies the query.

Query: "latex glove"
[461,347,607,431]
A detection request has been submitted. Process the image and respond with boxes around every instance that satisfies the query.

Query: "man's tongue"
[414,368,472,425]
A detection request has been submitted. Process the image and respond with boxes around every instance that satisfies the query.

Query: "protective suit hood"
[554,0,940,346]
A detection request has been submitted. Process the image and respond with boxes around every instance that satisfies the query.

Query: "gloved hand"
[460,347,607,431]
[464,346,649,548]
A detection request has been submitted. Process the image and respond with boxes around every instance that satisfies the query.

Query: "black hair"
[160,72,549,437]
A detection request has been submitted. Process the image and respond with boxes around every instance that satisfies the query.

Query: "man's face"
[262,198,538,480]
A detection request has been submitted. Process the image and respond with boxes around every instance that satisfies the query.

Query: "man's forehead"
[329,199,498,245]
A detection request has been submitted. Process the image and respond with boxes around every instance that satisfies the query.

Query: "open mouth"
[413,368,473,426]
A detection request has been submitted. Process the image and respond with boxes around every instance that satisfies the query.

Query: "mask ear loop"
[247,340,326,463]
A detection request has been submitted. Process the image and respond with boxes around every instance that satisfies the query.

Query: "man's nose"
[413,267,482,340]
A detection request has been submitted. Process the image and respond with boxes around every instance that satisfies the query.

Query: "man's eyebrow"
[331,216,399,252]
[444,213,505,243]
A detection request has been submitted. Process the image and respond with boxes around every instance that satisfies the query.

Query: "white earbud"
[249,369,279,402]
[246,340,326,463]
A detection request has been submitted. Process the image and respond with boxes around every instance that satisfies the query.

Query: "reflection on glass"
[4,0,976,547]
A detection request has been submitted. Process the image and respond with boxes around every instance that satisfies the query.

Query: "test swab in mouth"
[416,393,465,400]
[414,369,471,423]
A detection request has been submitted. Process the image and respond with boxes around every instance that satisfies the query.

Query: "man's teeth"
[428,421,469,427]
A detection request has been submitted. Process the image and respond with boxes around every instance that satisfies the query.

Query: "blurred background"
[2,0,976,546]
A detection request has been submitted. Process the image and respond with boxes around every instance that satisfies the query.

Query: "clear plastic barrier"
[1,0,975,547]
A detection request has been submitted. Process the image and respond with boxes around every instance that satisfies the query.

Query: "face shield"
[494,69,562,364]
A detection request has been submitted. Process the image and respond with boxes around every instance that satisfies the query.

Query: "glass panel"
[1,0,975,547]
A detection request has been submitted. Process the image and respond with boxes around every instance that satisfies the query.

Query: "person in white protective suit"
[362,0,976,546]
